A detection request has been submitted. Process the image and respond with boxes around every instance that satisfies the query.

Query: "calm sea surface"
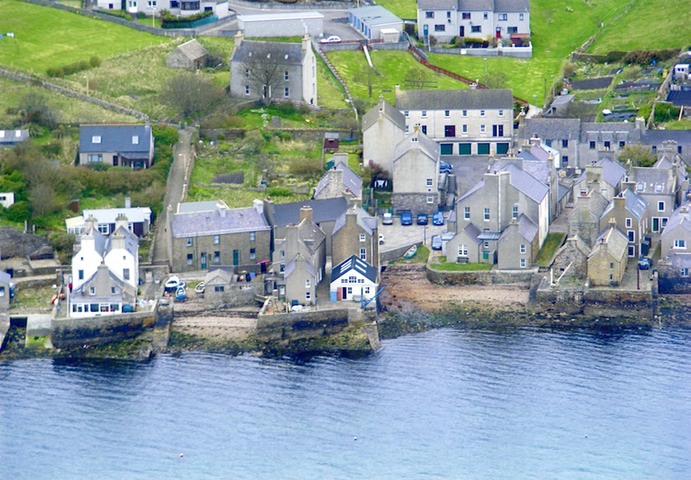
[1,326,689,480]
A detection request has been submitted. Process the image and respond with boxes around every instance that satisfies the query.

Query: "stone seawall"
[426,266,536,286]
[535,286,655,320]
[51,309,160,349]
[256,307,375,342]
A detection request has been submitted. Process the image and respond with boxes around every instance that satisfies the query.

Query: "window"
[92,135,101,144]
[519,13,524,21]
[213,235,220,245]
[628,230,635,242]
[87,154,103,163]
[132,135,139,145]
[512,204,519,219]
[0,287,4,297]
[498,109,504,117]
[462,12,470,20]
[404,110,409,117]
[561,156,568,166]
[97,224,109,234]
[427,196,435,204]
[444,125,455,137]
[464,207,470,220]
[520,244,526,254]
[245,85,250,95]
[422,110,427,117]
[187,253,193,265]
[492,125,504,137]
[637,182,644,192]
[421,125,427,134]
[426,178,433,187]
[434,24,446,32]
[480,110,485,117]
[545,139,552,147]
[458,244,468,256]
[604,141,611,150]
[562,139,568,148]
[245,68,250,78]
[359,233,366,242]
[284,87,289,97]
[471,25,481,33]
[498,13,507,21]
[628,246,635,257]
[681,268,689,277]
[78,270,84,280]
[508,26,518,34]
[426,11,434,18]
[305,291,311,301]
[625,218,632,228]
[589,141,596,150]
[484,241,489,249]
[305,279,311,288]
[484,208,490,221]
[483,12,488,20]
[250,248,256,260]
[147,0,156,6]
[673,239,686,249]
[213,251,220,263]
[360,248,367,260]
[186,237,193,247]
[89,287,95,295]
[619,141,626,148]
[658,201,665,212]
[462,124,468,134]
[610,262,614,269]
[284,71,289,80]
[214,285,224,293]
[444,110,450,117]
[520,258,526,268]
[123,268,130,281]
[655,184,663,193]
[480,124,486,134]
[462,110,468,117]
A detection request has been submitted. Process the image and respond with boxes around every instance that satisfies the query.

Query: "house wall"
[587,248,625,286]
[330,272,377,302]
[599,200,649,258]
[362,115,405,174]
[657,254,691,294]
[204,280,263,308]
[285,262,318,306]
[392,146,439,213]
[552,239,589,283]
[638,192,675,233]
[446,231,481,264]
[417,6,530,43]
[171,229,271,273]
[661,223,690,256]
[0,192,14,209]
[331,216,379,269]
[569,196,602,248]
[71,241,104,291]
[497,226,536,270]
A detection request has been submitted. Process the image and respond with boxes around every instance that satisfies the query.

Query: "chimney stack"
[299,206,313,224]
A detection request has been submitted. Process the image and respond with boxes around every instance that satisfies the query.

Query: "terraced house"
[417,0,530,44]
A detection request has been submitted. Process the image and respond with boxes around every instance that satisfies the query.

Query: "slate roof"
[331,255,377,283]
[178,201,225,214]
[204,268,234,285]
[462,223,482,244]
[501,214,538,242]
[272,197,348,226]
[393,130,440,162]
[314,160,363,199]
[232,41,305,66]
[550,94,575,106]
[81,207,152,225]
[417,0,457,8]
[494,0,530,12]
[575,157,626,189]
[174,39,208,61]
[630,167,675,195]
[348,6,402,26]
[500,163,549,203]
[667,91,691,107]
[601,189,648,221]
[171,205,269,238]
[558,183,569,202]
[580,122,640,142]
[570,77,613,90]
[458,0,493,10]
[296,217,326,253]
[522,159,551,186]
[79,125,151,155]
[0,129,29,144]
[284,254,317,279]
[570,189,610,220]
[396,89,513,111]
[590,226,628,260]
[661,204,691,237]
[641,128,691,146]
[333,207,378,236]
[523,118,581,141]
[362,99,406,132]
[109,226,139,258]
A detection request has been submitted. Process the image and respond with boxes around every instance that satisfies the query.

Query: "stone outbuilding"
[551,235,590,285]
[166,39,209,71]
[587,225,629,286]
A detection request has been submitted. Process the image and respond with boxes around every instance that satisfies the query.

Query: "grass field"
[430,258,493,271]
[536,232,566,268]
[372,0,417,19]
[0,0,167,73]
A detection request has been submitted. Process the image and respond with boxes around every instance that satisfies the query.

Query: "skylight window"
[92,136,101,144]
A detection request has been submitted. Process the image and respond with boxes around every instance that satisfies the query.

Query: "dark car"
[439,160,453,174]
[638,257,653,270]
[431,235,442,250]
[416,213,428,225]
[400,211,413,225]
[432,211,444,226]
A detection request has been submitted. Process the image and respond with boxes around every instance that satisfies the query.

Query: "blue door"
[423,24,428,36]
[200,252,207,270]
[233,250,239,266]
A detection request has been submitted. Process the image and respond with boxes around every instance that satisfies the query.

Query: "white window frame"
[92,135,101,144]
[214,235,220,245]
[480,110,485,117]
[519,244,526,254]
[464,207,470,220]
[427,196,435,204]
[673,239,686,249]
[305,279,311,288]
[520,258,526,268]
[458,245,468,256]
[360,248,367,260]
[625,218,632,228]
[484,208,490,221]
[657,201,665,212]
[359,233,366,242]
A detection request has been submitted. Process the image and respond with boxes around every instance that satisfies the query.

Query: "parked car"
[382,212,393,225]
[320,36,341,44]
[416,213,428,225]
[401,211,413,225]
[431,235,442,250]
[638,257,653,270]
[432,211,444,226]
[439,160,453,174]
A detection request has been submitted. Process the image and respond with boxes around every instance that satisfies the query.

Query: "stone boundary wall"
[535,286,655,319]
[426,267,537,286]
[51,308,159,349]
[370,42,409,52]
[256,307,372,341]
[0,67,149,122]
[430,44,532,59]
[230,0,349,10]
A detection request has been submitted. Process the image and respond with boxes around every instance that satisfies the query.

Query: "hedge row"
[46,56,101,78]
[160,9,213,27]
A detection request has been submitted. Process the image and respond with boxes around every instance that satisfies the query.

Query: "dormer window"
[92,135,101,144]
[655,184,663,193]
[132,135,139,144]
[636,182,644,192]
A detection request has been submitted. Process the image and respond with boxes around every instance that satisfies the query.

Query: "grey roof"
[348,6,402,26]
[641,129,691,145]
[0,129,29,144]
[108,226,139,258]
[501,214,538,242]
[396,89,513,111]
[630,167,675,194]
[0,270,11,284]
[171,205,269,238]
[558,183,569,202]
[204,268,234,285]
[459,0,494,10]
[622,189,648,220]
[296,216,326,253]
[667,91,691,107]
[333,206,377,236]
[362,99,406,132]
[494,0,530,12]
[661,204,691,237]
[576,157,626,189]
[523,118,581,141]
[393,130,440,162]
[570,189,610,220]
[82,207,151,225]
[550,94,575,106]
[590,226,628,260]
[232,40,305,66]
[314,160,363,199]
[79,124,151,155]
[285,254,317,279]
[580,122,639,142]
[570,77,613,90]
[174,39,208,61]
[502,163,549,203]
[417,0,457,9]
[462,223,482,244]
[178,201,225,214]
[522,159,551,186]
[272,197,348,226]
[478,231,502,240]
[331,255,377,283]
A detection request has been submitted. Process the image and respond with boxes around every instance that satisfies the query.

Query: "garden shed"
[166,39,209,71]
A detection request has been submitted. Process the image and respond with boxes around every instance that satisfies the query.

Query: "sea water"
[1,326,689,479]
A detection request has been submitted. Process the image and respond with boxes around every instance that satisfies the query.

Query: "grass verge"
[429,257,493,271]
[536,232,566,268]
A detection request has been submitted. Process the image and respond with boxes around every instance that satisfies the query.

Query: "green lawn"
[430,258,492,272]
[536,232,566,268]
[588,0,690,54]
[0,0,168,73]
[372,0,417,19]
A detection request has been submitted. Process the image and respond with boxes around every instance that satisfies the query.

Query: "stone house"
[447,161,549,267]
[69,263,137,318]
[587,224,629,286]
[169,200,271,273]
[519,118,581,169]
[512,148,560,220]
[391,128,441,215]
[641,132,691,164]
[396,87,514,156]
[78,124,154,169]
[551,236,590,285]
[314,159,362,201]
[166,39,209,71]
[628,164,679,234]
[331,205,379,268]
[202,268,263,308]
[574,157,626,202]
[599,188,649,259]
[230,34,317,106]
[568,189,609,248]
[417,0,530,44]
[660,203,691,258]
[330,255,378,303]
[362,97,406,175]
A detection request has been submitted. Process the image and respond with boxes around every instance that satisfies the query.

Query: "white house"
[0,192,15,209]
[330,255,378,304]
[69,264,137,318]
[65,205,152,237]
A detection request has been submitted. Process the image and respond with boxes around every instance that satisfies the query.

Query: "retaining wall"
[426,267,536,286]
[256,307,373,342]
[535,286,655,319]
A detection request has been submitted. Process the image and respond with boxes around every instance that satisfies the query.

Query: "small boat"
[175,285,186,302]
[403,244,417,259]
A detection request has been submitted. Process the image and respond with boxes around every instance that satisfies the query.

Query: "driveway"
[379,216,448,252]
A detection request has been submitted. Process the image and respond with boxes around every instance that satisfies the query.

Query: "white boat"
[403,244,417,259]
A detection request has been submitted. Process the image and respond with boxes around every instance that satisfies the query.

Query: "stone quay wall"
[256,307,374,342]
[426,267,536,286]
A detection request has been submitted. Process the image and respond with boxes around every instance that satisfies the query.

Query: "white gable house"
[330,255,378,304]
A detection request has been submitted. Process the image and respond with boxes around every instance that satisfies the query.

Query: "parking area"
[378,214,449,252]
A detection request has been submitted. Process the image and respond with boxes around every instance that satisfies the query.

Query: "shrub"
[605,51,626,63]
[266,186,292,197]
[90,56,101,68]
[4,200,31,222]
[153,124,179,147]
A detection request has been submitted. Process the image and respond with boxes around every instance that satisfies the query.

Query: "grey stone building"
[314,159,362,201]
[587,224,628,287]
[568,189,609,248]
[169,200,271,273]
[166,39,209,71]
[69,263,137,318]
[230,34,317,106]
[391,128,441,215]
[599,188,649,258]
[362,97,406,175]
[574,157,626,202]
[660,203,690,258]
[551,236,590,285]
[202,268,263,308]
[78,124,154,169]
[331,205,379,269]
[628,163,680,234]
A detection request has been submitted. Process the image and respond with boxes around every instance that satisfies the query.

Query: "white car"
[382,212,393,225]
[320,36,341,44]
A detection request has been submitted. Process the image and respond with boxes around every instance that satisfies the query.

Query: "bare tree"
[358,66,380,98]
[403,68,436,89]
[241,46,287,105]
[162,72,224,120]
[29,183,58,217]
